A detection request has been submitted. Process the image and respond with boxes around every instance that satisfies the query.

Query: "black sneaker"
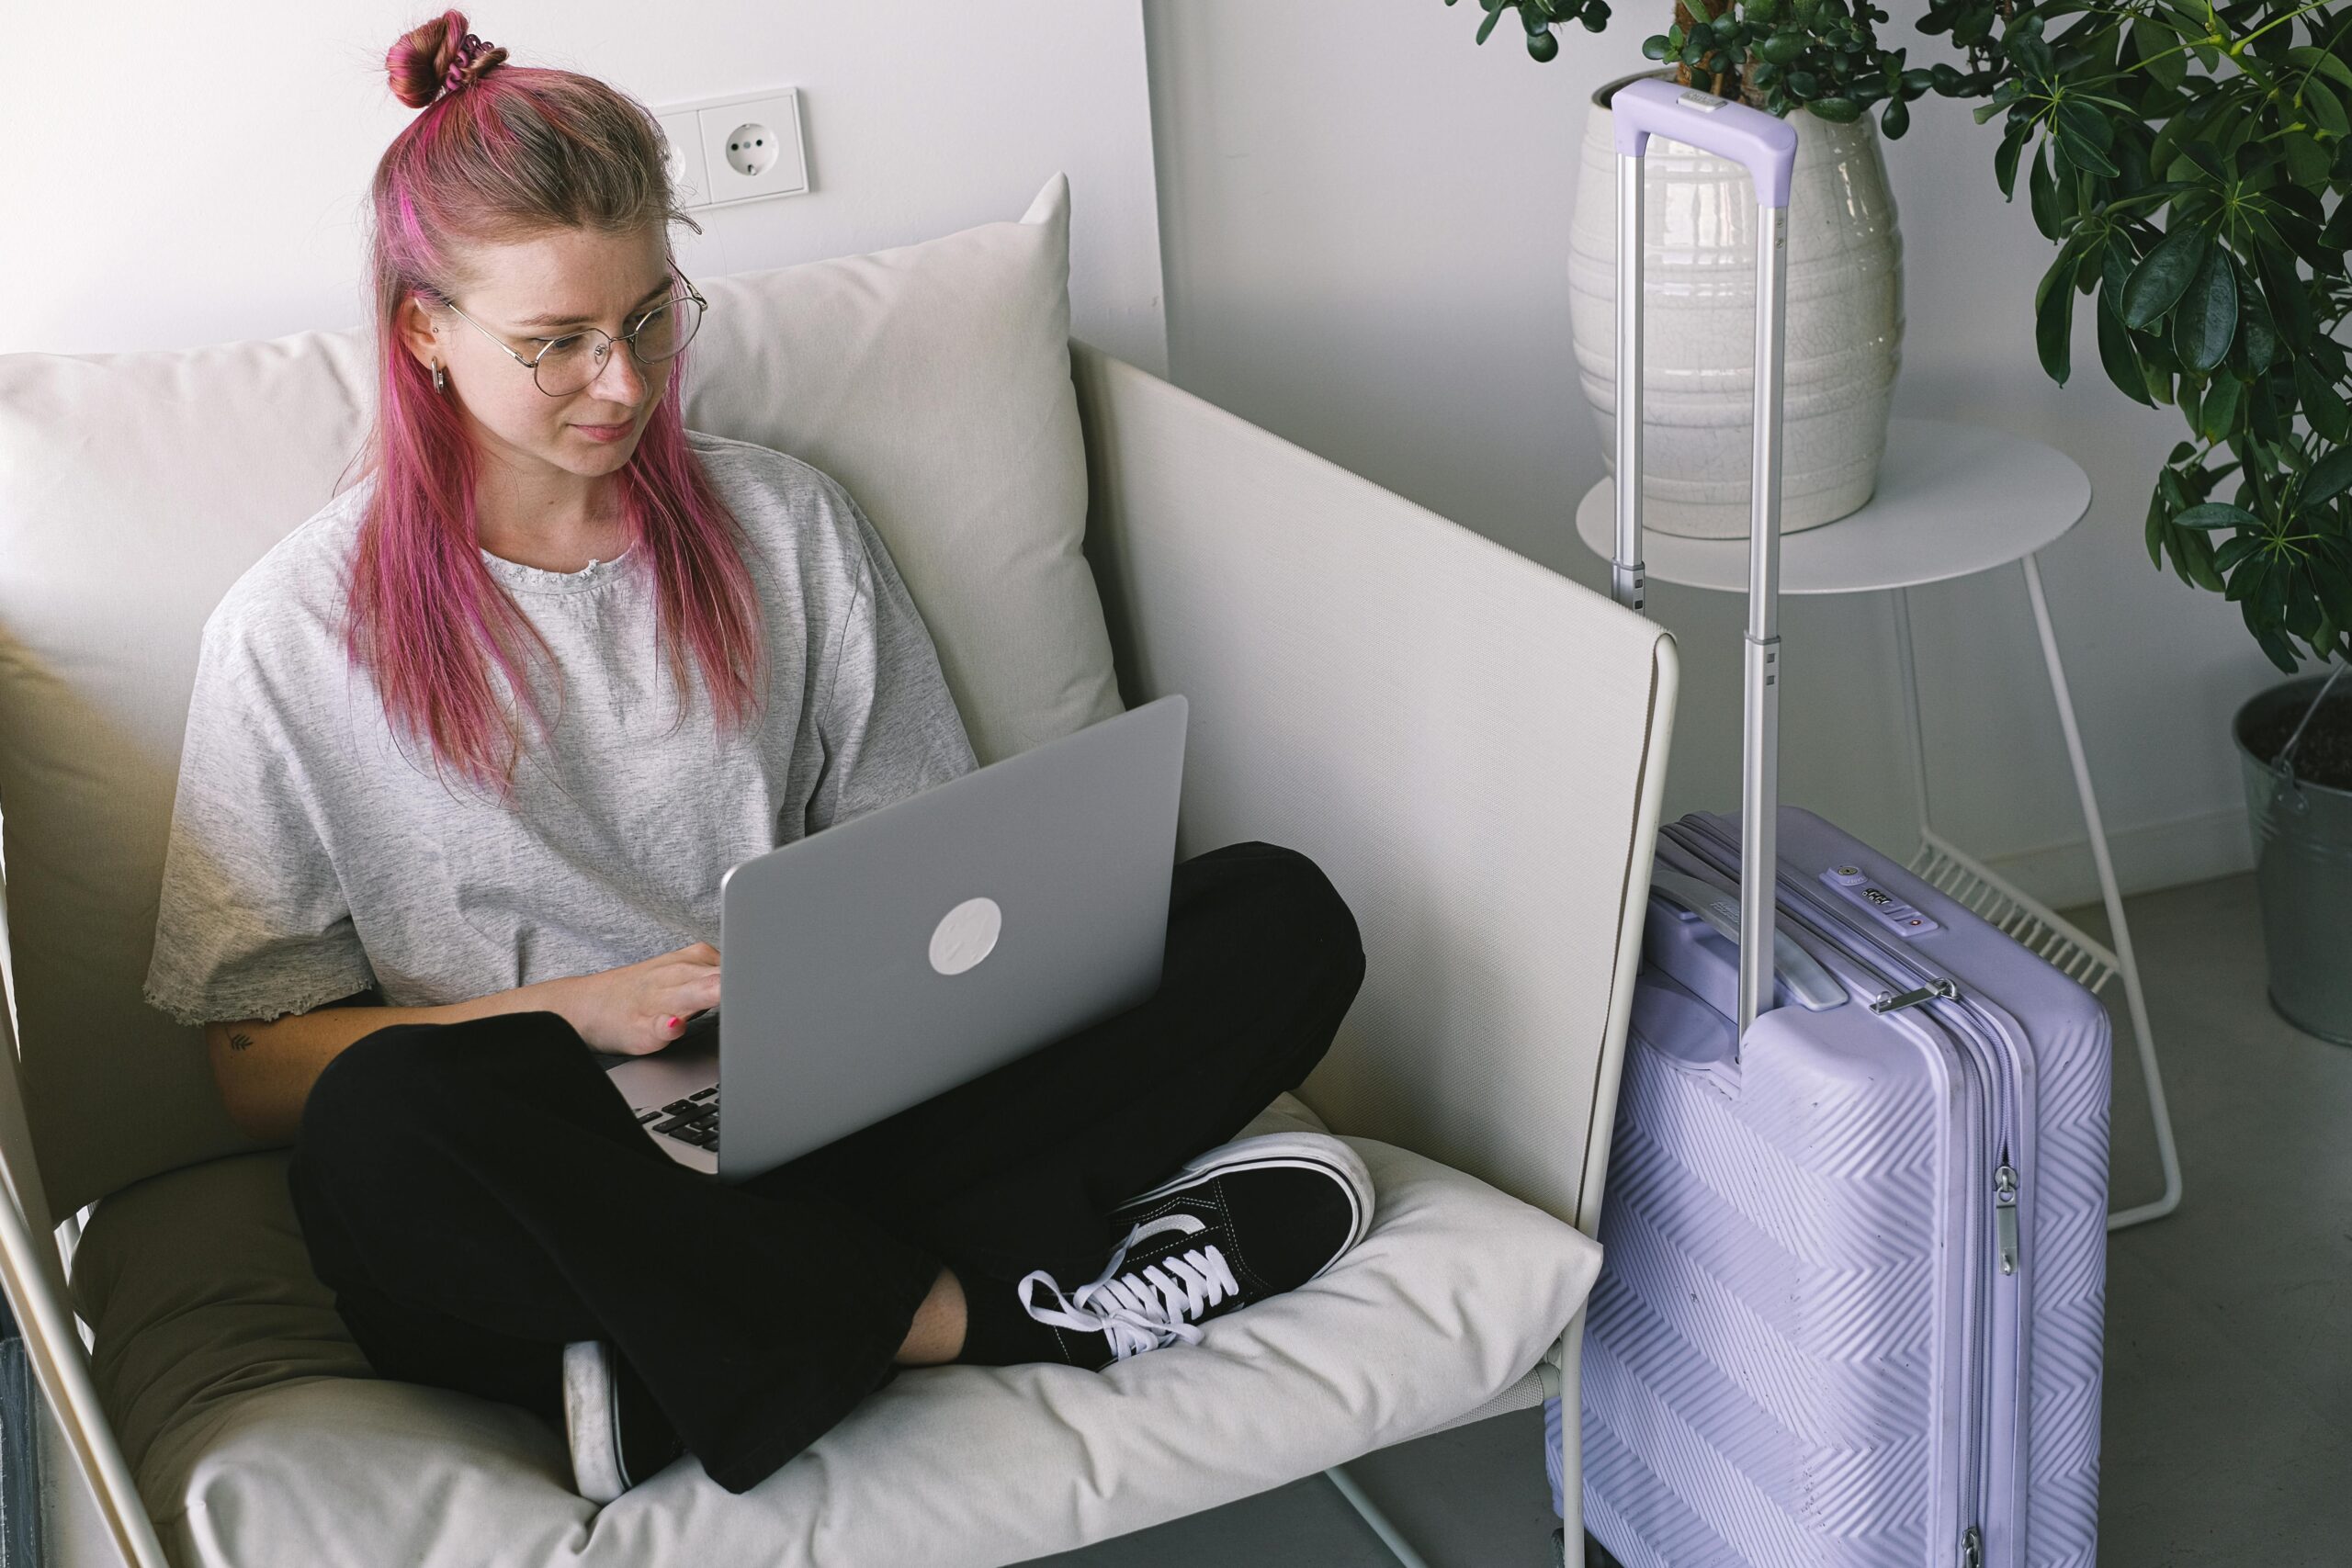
[561,1338,684,1505]
[1017,1132,1374,1363]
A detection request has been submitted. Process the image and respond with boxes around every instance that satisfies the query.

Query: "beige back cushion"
[0,174,1121,1217]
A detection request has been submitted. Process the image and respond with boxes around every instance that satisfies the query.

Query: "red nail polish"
[664,1016,680,1030]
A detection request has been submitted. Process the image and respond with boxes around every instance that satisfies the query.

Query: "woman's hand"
[548,942,721,1056]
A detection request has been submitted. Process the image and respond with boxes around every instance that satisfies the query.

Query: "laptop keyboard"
[635,1085,719,1146]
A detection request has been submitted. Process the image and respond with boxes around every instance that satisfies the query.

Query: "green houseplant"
[1455,0,2352,1038]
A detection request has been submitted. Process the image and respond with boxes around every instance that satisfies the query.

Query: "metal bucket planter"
[2236,669,2352,1044]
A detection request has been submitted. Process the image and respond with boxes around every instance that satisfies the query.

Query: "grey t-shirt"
[142,428,978,1029]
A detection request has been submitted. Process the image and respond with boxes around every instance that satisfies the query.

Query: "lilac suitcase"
[1544,80,2113,1568]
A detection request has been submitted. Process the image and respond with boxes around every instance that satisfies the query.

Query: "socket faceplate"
[698,92,807,205]
[654,88,808,209]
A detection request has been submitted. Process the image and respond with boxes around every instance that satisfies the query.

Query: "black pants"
[285,840,1365,1495]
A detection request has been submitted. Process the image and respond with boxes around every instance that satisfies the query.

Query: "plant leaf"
[2121,225,2211,329]
[2306,447,2352,509]
[2256,619,2301,673]
[2030,139,2064,237]
[2214,533,2262,573]
[2172,239,2238,373]
[2233,256,2279,376]
[2199,372,2243,439]
[2257,246,2315,350]
[2097,293,2154,405]
[2184,529,2228,592]
[1996,125,2028,197]
[2305,81,2351,138]
[2134,19,2189,87]
[2248,554,2286,620]
[2297,358,2352,443]
[2290,44,2352,88]
[2037,248,2077,385]
[2314,555,2352,632]
[2054,101,2120,176]
[2175,502,2264,528]
[2284,130,2332,186]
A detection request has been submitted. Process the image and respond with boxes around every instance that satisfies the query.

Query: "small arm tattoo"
[228,1031,255,1053]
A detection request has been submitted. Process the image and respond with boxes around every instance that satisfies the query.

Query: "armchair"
[0,179,1676,1566]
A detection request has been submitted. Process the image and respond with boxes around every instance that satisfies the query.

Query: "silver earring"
[432,359,446,392]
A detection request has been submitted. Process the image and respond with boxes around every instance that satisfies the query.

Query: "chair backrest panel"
[0,331,381,1216]
[1072,344,1676,1226]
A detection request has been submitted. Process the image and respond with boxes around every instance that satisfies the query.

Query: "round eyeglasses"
[440,271,707,398]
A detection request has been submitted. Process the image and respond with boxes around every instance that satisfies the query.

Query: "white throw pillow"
[0,172,1122,1216]
[684,173,1122,765]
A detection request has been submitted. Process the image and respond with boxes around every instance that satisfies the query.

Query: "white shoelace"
[1018,1213,1244,1361]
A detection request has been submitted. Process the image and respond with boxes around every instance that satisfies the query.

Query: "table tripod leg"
[1892,586,1934,836]
[2022,552,2183,1230]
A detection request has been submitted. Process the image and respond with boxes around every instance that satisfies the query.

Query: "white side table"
[1577,415,2182,1231]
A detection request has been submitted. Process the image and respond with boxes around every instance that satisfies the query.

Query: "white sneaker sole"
[1112,1131,1375,1279]
[562,1339,627,1505]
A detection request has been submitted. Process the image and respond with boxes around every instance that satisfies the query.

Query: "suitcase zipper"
[1994,1161,2020,1277]
[1872,977,1958,1013]
[1662,818,2023,1565]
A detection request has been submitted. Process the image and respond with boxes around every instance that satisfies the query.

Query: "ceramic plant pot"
[1569,68,1904,538]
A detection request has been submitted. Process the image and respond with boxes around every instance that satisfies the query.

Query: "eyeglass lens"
[531,294,704,396]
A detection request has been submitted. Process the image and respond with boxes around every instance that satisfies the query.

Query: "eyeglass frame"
[433,261,709,397]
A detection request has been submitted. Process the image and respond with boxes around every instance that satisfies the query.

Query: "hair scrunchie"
[440,31,505,100]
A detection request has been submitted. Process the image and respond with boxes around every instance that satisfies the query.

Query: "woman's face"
[401,226,678,483]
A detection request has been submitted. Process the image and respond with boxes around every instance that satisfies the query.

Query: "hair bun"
[386,10,509,110]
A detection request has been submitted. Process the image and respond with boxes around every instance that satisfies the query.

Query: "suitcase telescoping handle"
[1609,76,1799,1039]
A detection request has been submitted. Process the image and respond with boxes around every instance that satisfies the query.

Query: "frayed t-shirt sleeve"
[141,617,377,1029]
[805,490,979,835]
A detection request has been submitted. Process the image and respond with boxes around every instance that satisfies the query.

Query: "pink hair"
[345,9,768,803]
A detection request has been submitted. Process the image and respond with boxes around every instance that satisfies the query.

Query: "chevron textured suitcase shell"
[1546,807,2112,1568]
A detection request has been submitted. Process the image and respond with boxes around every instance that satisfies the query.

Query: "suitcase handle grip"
[1609,78,1797,209]
[1649,867,1848,1013]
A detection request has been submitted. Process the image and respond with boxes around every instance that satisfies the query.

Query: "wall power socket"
[653,88,809,211]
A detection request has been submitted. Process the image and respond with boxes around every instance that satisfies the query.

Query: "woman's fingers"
[659,949,719,981]
[659,976,722,1035]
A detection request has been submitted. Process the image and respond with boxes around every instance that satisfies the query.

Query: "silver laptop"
[598,694,1188,1182]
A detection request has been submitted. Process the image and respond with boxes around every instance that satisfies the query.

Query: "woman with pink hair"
[141,10,1377,1507]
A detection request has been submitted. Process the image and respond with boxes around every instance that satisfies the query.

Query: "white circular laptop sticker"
[929,896,1002,976]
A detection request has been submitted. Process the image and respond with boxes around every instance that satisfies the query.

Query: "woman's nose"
[589,338,650,402]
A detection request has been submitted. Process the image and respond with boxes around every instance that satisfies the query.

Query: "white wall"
[4,1,1167,375]
[1145,0,2283,905]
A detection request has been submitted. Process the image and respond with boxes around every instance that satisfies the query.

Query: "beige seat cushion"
[71,1093,1600,1566]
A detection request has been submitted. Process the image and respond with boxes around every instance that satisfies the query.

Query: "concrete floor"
[1040,872,2352,1566]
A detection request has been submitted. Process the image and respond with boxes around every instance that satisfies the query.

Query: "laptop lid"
[712,693,1188,1181]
